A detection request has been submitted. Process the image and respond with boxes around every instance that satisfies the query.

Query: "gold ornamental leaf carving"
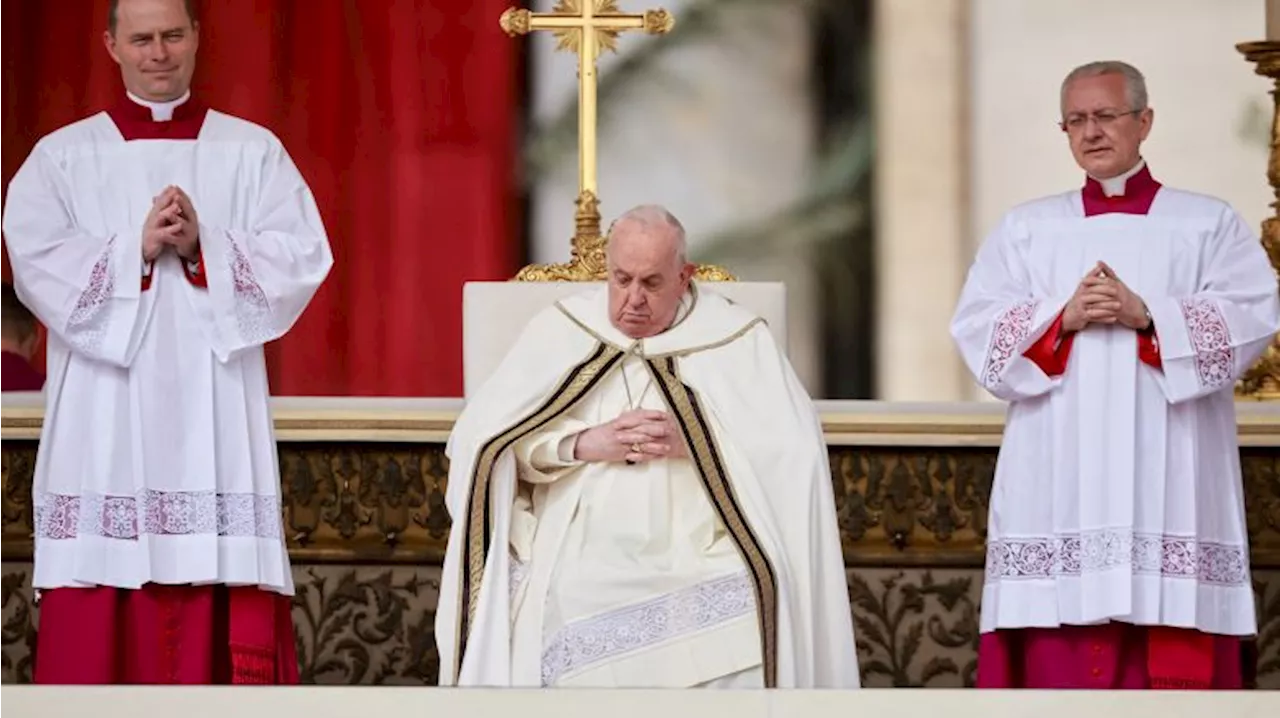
[1235,41,1280,401]
[642,8,674,34]
[498,7,530,35]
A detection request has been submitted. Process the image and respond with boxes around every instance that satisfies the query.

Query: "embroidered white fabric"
[226,235,273,346]
[982,300,1038,389]
[985,529,1249,586]
[1179,298,1235,390]
[540,571,757,686]
[65,236,118,356]
[34,490,284,540]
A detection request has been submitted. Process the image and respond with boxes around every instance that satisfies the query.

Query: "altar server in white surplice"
[951,60,1280,690]
[2,0,331,685]
[436,205,859,689]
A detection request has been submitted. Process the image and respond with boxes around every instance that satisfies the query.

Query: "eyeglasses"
[1059,109,1141,132]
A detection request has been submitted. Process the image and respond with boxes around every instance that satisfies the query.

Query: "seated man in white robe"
[2,0,332,684]
[950,60,1280,690]
[435,205,860,688]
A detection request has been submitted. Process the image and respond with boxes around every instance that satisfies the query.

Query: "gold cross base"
[1235,41,1280,400]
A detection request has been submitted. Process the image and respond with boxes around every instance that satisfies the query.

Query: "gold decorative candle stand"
[1236,41,1280,400]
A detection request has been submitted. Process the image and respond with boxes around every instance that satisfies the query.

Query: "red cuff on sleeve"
[141,260,154,291]
[1022,311,1075,377]
[182,250,207,288]
[1138,326,1162,370]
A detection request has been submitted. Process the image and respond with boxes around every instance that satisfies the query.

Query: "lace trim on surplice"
[65,237,118,355]
[986,530,1249,587]
[34,490,284,540]
[226,234,273,345]
[982,300,1038,390]
[540,571,757,686]
[1178,298,1235,390]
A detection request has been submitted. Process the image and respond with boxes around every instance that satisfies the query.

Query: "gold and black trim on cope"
[453,342,624,682]
[647,355,780,688]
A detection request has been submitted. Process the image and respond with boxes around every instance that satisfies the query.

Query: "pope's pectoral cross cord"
[621,355,653,411]
[620,353,654,464]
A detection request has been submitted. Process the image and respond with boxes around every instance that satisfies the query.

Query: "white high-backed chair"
[462,281,788,397]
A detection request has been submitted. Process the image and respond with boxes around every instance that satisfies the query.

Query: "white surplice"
[951,184,1280,636]
[436,285,860,688]
[1,94,333,595]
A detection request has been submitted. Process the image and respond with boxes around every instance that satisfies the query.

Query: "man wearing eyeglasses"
[951,60,1280,689]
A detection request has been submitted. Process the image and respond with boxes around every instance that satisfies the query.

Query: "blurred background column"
[873,0,971,401]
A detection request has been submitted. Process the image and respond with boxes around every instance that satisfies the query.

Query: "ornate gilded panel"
[1,567,35,684]
[851,568,981,687]
[3,441,1279,567]
[830,449,997,566]
[3,437,1279,687]
[0,445,35,558]
[273,445,452,563]
[291,566,441,684]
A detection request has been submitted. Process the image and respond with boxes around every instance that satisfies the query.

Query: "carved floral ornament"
[1234,41,1280,399]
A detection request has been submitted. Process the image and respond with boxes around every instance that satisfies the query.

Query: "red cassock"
[35,584,297,684]
[977,165,1243,690]
[1,350,45,391]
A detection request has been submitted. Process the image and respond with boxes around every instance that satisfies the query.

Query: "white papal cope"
[951,182,1280,637]
[1,93,333,596]
[436,284,860,688]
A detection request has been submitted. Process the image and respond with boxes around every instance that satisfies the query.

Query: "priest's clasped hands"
[142,185,200,263]
[574,409,690,464]
[1062,261,1151,333]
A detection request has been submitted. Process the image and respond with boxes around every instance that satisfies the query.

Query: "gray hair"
[607,204,688,263]
[1060,60,1148,114]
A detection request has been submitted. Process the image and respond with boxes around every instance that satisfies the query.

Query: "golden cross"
[500,0,675,281]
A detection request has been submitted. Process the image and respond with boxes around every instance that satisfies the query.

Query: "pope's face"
[104,0,199,103]
[1061,72,1151,179]
[607,224,694,340]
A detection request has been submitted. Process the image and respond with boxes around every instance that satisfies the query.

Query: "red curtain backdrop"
[1,0,520,396]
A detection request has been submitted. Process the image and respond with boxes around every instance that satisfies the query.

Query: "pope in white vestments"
[951,60,1280,689]
[435,205,860,688]
[2,0,331,684]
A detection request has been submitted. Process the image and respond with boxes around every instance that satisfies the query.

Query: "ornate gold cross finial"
[500,1,734,282]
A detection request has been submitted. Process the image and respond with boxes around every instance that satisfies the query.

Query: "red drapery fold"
[2,0,520,396]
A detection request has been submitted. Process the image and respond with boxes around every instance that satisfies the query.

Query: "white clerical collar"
[127,90,191,121]
[1092,158,1146,198]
